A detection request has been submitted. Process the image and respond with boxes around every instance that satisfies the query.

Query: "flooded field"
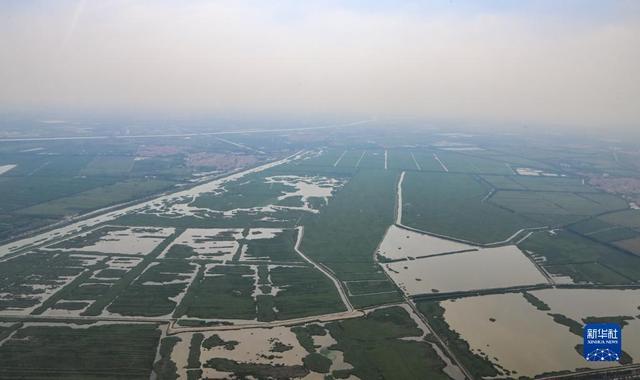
[0,251,102,313]
[621,320,640,362]
[532,288,640,361]
[384,245,548,295]
[47,226,175,256]
[531,288,640,321]
[265,175,346,213]
[377,225,476,261]
[160,227,297,263]
[162,305,448,379]
[515,167,562,176]
[310,326,355,375]
[170,326,335,379]
[43,301,92,316]
[160,228,243,260]
[95,257,142,279]
[441,293,613,378]
[142,173,346,222]
[244,228,283,240]
[0,272,79,314]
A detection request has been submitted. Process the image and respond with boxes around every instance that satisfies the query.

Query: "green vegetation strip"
[521,291,551,311]
[204,358,308,379]
[153,336,180,380]
[187,333,204,369]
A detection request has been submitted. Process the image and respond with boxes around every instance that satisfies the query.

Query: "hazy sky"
[1,0,638,131]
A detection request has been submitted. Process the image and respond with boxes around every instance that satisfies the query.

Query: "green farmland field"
[490,190,627,226]
[519,230,640,284]
[300,169,403,307]
[0,323,160,379]
[402,172,540,244]
[435,151,514,175]
[326,306,450,380]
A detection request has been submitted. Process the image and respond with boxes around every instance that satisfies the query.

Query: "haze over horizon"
[1,0,638,134]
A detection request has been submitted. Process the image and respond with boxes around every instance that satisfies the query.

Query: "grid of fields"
[401,172,541,244]
[0,323,161,379]
[2,139,639,380]
[4,224,347,321]
[519,229,640,284]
